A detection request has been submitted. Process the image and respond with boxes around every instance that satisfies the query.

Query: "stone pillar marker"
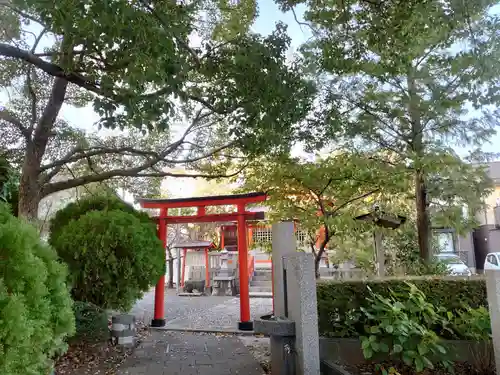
[272,222,296,317]
[486,269,500,374]
[283,253,320,375]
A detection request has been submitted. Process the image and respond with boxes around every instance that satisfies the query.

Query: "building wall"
[480,185,500,226]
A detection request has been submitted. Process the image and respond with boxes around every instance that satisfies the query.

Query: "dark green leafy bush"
[317,276,487,338]
[49,194,152,247]
[360,283,452,373]
[73,301,109,343]
[52,209,165,310]
[0,203,75,375]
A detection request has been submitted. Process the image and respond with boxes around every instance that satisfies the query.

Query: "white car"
[484,252,500,270]
[435,253,472,276]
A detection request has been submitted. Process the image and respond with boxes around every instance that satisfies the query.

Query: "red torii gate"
[138,192,267,331]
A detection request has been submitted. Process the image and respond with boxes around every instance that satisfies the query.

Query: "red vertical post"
[152,210,167,327]
[237,203,252,330]
[205,248,210,288]
[181,248,187,288]
[220,226,225,249]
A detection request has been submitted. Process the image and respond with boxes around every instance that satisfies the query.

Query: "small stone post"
[111,314,136,347]
[284,252,320,375]
[272,222,296,316]
[486,269,500,374]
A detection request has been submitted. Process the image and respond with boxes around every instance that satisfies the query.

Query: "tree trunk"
[167,249,174,288]
[314,255,321,279]
[407,71,431,263]
[315,245,327,279]
[18,146,42,221]
[17,77,68,221]
[415,170,432,262]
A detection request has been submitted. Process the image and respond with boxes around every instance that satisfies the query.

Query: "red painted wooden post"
[237,203,252,330]
[152,209,167,327]
[220,226,225,249]
[181,248,187,288]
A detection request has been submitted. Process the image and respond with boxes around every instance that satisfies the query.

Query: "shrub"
[48,194,152,247]
[0,203,75,375]
[0,155,19,217]
[360,283,453,373]
[52,209,165,310]
[317,276,487,338]
[73,301,109,343]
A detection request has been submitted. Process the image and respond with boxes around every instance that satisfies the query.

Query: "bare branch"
[0,108,31,138]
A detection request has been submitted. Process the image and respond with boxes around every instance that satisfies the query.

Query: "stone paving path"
[131,289,273,331]
[118,331,265,375]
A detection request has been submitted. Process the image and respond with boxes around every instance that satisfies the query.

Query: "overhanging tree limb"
[0,43,103,95]
[42,161,249,196]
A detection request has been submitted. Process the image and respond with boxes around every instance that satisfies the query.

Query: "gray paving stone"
[131,288,273,331]
[117,331,264,375]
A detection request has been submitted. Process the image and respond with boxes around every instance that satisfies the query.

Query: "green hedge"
[316,276,487,338]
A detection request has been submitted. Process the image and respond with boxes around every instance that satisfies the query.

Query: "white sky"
[1,1,499,202]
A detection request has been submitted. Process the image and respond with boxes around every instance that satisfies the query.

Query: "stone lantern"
[355,207,406,277]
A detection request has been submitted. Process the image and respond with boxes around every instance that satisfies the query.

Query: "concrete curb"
[320,361,352,375]
[150,325,264,336]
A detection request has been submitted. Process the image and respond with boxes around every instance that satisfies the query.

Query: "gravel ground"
[239,336,271,373]
[131,288,273,330]
[130,289,234,323]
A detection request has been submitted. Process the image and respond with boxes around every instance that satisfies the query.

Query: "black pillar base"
[238,321,254,331]
[151,318,166,327]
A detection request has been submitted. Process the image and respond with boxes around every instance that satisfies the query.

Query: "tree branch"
[0,1,45,26]
[42,162,249,197]
[0,43,104,96]
[0,108,31,138]
[329,189,380,215]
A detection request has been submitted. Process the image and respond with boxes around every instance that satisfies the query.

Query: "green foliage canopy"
[277,0,499,259]
[238,152,408,255]
[0,203,75,375]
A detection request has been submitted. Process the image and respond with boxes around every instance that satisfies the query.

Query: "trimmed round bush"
[52,209,165,310]
[48,194,152,247]
[0,203,75,375]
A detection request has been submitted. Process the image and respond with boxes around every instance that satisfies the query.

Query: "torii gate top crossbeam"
[138,192,267,210]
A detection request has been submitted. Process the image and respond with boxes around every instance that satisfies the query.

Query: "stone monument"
[485,269,500,374]
[212,248,237,296]
[254,222,321,375]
